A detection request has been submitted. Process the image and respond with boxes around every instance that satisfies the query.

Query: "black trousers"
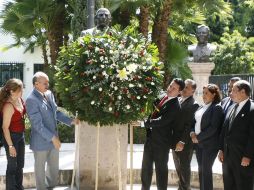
[141,139,169,190]
[223,147,254,190]
[4,132,25,190]
[195,145,218,190]
[172,143,193,190]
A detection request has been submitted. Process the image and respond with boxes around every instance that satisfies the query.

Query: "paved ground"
[0,143,222,175]
[26,185,199,190]
[0,143,222,189]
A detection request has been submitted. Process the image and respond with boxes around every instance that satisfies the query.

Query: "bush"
[213,30,254,74]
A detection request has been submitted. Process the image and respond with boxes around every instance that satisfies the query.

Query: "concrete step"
[0,144,223,189]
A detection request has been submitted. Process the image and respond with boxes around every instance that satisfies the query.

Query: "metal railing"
[209,74,254,99]
[0,62,24,86]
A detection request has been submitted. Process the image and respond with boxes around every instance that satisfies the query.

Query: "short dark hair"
[234,80,251,96]
[203,83,221,104]
[185,79,197,90]
[173,78,185,91]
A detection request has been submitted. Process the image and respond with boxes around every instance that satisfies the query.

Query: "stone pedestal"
[188,62,215,104]
[75,122,128,190]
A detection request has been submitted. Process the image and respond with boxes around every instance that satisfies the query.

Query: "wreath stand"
[71,122,128,190]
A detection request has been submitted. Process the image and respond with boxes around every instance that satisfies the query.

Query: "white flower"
[151,82,155,85]
[99,88,102,91]
[93,76,96,80]
[102,71,107,76]
[126,105,131,109]
[118,95,122,100]
[132,54,138,59]
[137,96,141,100]
[126,63,138,73]
[91,101,95,105]
[95,47,100,52]
[100,57,104,62]
[109,107,113,111]
[117,68,129,80]
[129,84,134,88]
[138,84,142,88]
[100,64,105,68]
[143,95,147,99]
[109,50,114,54]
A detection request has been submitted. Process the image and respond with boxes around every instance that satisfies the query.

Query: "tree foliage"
[213,30,254,74]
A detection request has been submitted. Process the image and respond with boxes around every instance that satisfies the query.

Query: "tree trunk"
[41,42,49,70]
[47,0,65,66]
[139,5,150,38]
[152,0,173,87]
[152,0,172,62]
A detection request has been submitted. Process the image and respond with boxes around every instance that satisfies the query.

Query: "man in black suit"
[141,78,185,190]
[172,79,199,190]
[218,80,254,190]
[221,77,241,114]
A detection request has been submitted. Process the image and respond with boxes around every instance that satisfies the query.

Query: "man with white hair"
[26,72,79,190]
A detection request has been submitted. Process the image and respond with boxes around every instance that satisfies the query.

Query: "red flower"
[86,60,93,64]
[80,72,86,77]
[131,95,136,100]
[142,88,149,94]
[122,88,129,94]
[83,87,90,93]
[145,77,152,81]
[114,112,119,117]
[139,50,144,56]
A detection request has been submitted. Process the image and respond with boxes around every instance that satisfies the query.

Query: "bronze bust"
[81,8,112,36]
[188,25,216,63]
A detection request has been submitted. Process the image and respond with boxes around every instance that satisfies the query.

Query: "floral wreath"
[55,27,164,126]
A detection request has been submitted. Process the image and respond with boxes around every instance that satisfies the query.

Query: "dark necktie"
[151,96,168,119]
[228,103,239,131]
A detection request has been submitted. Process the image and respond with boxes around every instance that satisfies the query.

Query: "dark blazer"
[173,96,199,146]
[220,99,254,159]
[145,97,181,148]
[193,103,224,148]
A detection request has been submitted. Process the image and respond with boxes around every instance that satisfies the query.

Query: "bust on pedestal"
[187,25,217,103]
[77,8,128,190]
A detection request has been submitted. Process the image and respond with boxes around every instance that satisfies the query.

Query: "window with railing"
[33,63,44,74]
[0,62,24,86]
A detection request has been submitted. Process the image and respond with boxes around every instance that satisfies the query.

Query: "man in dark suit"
[221,77,241,114]
[141,78,185,190]
[172,79,199,190]
[218,80,254,190]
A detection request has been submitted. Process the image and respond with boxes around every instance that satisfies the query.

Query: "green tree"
[0,0,72,66]
[213,30,254,74]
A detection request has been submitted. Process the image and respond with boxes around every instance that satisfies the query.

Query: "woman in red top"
[0,78,26,190]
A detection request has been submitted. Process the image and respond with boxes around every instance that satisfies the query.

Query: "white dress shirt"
[194,103,212,135]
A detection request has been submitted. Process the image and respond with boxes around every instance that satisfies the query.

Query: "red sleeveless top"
[4,99,26,133]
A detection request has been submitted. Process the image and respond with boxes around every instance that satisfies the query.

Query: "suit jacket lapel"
[227,100,250,133]
[33,89,53,110]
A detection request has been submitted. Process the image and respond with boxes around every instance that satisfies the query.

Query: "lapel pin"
[241,114,244,117]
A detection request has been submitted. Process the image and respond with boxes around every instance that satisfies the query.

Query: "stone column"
[75,122,128,190]
[187,62,215,104]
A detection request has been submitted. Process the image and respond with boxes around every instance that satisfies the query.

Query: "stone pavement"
[26,185,199,190]
[0,144,223,189]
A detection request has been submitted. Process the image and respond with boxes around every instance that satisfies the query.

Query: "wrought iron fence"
[209,74,254,99]
[0,62,24,86]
